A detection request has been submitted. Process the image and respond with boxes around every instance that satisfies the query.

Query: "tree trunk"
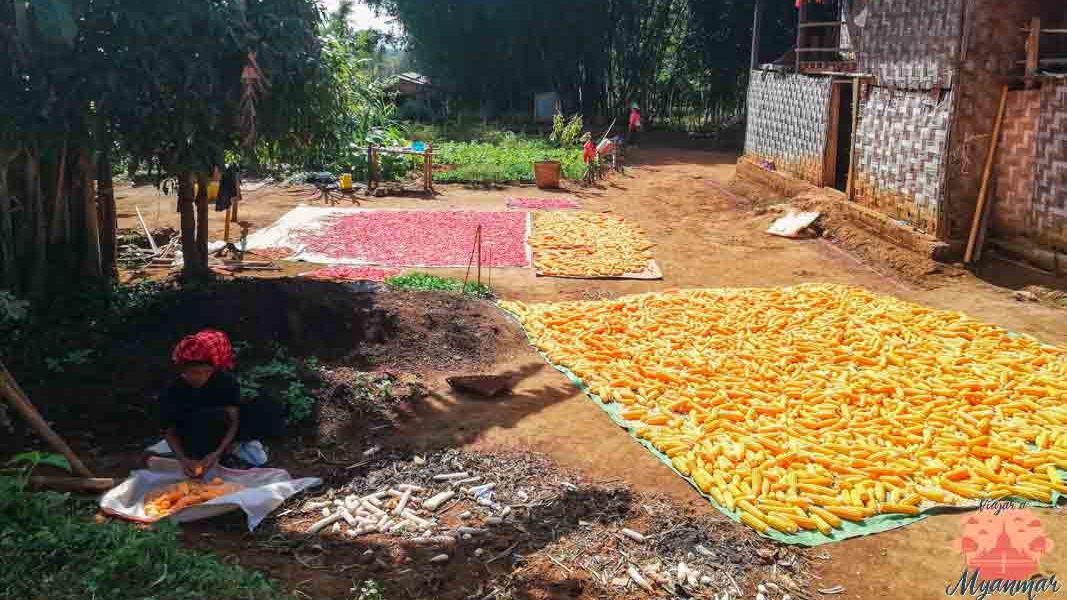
[78,151,101,279]
[26,147,48,298]
[194,171,210,272]
[96,150,117,280]
[48,141,68,245]
[178,172,202,277]
[0,151,16,292]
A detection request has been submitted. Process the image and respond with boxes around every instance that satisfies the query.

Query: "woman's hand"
[180,457,202,479]
[201,451,221,474]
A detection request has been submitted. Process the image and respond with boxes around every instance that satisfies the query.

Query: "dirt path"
[115,149,1067,599]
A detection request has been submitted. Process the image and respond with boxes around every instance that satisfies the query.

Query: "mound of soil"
[3,279,518,462]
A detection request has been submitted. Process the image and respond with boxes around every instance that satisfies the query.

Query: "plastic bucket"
[533,160,562,189]
[339,173,353,191]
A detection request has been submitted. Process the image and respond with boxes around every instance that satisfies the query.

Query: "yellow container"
[207,181,220,201]
[340,173,353,191]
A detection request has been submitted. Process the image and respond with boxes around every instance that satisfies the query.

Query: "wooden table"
[368,144,434,194]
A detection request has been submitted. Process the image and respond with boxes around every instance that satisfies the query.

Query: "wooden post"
[29,476,115,493]
[231,170,241,223]
[750,0,764,71]
[367,145,377,190]
[965,84,1009,264]
[223,206,232,243]
[476,225,482,286]
[1026,17,1041,78]
[463,225,480,287]
[823,81,843,187]
[796,0,807,73]
[0,359,94,478]
[845,80,862,200]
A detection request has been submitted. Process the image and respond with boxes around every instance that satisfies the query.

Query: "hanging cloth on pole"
[216,165,239,212]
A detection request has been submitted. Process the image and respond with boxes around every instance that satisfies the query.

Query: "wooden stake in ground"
[464,224,483,288]
[0,359,94,478]
[965,84,1009,264]
[135,206,158,253]
[476,225,483,286]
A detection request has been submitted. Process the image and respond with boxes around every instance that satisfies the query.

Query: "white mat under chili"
[100,457,321,531]
[245,206,532,267]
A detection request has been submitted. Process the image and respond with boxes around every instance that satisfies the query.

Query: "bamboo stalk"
[29,476,114,493]
[136,206,158,253]
[965,84,1009,264]
[0,360,94,478]
[476,225,482,286]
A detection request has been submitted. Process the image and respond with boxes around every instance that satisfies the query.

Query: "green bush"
[0,478,288,600]
[384,272,492,298]
[235,344,320,424]
[433,138,583,184]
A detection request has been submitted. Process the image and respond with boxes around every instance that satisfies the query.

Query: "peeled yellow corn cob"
[501,284,1067,536]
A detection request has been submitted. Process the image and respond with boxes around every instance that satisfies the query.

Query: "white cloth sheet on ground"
[244,205,532,267]
[100,457,320,531]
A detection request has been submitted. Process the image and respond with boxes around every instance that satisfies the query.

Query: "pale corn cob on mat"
[499,283,1067,546]
[528,211,659,278]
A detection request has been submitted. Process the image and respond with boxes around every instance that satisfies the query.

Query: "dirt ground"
[106,149,1067,599]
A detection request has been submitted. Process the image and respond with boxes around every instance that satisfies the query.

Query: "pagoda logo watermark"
[946,506,1060,599]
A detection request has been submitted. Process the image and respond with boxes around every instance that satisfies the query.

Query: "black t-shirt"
[159,370,241,430]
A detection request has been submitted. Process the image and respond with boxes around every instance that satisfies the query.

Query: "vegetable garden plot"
[529,211,660,279]
[299,266,399,282]
[245,206,530,267]
[501,284,1067,545]
[506,197,581,210]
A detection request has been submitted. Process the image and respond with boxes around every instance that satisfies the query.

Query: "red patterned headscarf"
[171,329,235,370]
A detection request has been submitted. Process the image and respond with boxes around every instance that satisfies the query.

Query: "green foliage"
[44,349,95,374]
[0,291,28,324]
[0,481,288,600]
[549,114,584,147]
[384,272,492,298]
[0,280,177,378]
[258,15,406,175]
[237,345,319,424]
[7,451,71,475]
[368,0,797,130]
[354,579,386,600]
[433,138,583,184]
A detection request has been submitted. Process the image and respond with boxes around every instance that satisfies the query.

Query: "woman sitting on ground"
[160,329,285,478]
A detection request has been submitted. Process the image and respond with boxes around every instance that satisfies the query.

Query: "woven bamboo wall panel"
[858,0,962,90]
[991,90,1040,240]
[744,71,832,185]
[852,86,953,235]
[1034,82,1067,246]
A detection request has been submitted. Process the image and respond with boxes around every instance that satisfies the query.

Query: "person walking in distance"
[627,102,642,147]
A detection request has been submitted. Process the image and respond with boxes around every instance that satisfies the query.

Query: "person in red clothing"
[582,132,597,184]
[627,102,642,147]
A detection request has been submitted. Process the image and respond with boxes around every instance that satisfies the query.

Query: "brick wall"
[1033,82,1067,249]
[941,0,1041,241]
[990,90,1041,240]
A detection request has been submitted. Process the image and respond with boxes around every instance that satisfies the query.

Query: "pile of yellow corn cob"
[528,211,653,277]
[501,284,1067,536]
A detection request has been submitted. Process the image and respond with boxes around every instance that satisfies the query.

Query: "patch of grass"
[0,477,288,600]
[433,137,583,184]
[384,272,492,298]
